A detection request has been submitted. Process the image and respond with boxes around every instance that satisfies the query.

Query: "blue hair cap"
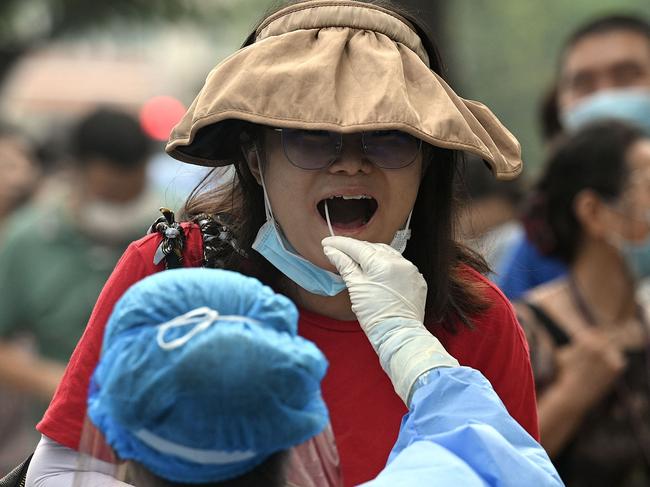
[87,268,329,483]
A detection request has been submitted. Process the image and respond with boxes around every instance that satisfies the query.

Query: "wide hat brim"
[166,0,522,180]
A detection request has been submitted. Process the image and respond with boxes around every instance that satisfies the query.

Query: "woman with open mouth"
[24,1,537,486]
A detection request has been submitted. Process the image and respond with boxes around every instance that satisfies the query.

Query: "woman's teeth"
[328,195,372,200]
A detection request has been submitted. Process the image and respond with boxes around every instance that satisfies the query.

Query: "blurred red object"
[139,96,186,141]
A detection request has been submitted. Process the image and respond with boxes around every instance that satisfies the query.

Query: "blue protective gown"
[360,367,564,486]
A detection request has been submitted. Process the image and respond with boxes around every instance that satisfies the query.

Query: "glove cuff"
[366,319,459,406]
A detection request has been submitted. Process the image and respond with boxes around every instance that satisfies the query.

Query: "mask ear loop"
[390,210,413,254]
[253,146,275,223]
[402,210,413,234]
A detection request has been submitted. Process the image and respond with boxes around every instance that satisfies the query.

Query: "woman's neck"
[285,281,357,321]
[570,240,637,325]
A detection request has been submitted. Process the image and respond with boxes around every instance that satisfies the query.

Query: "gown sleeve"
[360,367,564,487]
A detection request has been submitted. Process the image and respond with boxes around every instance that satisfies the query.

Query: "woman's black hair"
[181,0,489,332]
[524,120,646,264]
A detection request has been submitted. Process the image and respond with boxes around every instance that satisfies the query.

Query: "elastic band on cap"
[134,429,258,465]
[157,306,262,351]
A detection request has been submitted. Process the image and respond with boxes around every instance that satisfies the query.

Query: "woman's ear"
[573,189,609,239]
[241,143,262,185]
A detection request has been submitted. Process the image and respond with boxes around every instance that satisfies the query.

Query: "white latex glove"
[324,236,426,325]
[322,236,458,405]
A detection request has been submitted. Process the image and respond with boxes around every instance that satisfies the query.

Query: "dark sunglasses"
[273,128,422,170]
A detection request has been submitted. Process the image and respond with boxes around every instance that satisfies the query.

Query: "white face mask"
[76,189,159,242]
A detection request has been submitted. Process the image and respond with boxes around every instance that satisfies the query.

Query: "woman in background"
[517,121,650,486]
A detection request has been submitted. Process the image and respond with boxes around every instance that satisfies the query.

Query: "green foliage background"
[443,1,650,179]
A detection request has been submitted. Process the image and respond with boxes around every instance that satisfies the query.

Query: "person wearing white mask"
[557,15,650,134]
[498,13,650,301]
[515,121,650,487]
[21,2,540,486]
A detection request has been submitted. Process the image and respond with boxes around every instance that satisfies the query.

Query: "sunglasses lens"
[279,129,420,169]
[363,131,421,168]
[281,129,340,169]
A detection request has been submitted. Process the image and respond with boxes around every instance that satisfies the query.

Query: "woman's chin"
[304,250,338,274]
[318,258,340,274]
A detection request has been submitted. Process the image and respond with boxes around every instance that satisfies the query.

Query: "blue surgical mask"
[612,235,650,282]
[252,219,347,296]
[561,88,650,136]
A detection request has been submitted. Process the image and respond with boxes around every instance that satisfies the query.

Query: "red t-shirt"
[38,223,538,486]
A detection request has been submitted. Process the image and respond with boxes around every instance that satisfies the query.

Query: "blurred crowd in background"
[0,0,649,485]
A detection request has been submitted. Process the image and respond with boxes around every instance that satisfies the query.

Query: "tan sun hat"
[166,0,522,180]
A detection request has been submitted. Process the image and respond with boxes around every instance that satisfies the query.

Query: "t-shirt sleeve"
[442,271,540,441]
[36,241,155,450]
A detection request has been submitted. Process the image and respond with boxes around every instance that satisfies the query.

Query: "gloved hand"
[322,236,458,406]
[324,235,425,326]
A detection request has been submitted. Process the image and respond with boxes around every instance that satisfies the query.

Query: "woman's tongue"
[323,198,368,230]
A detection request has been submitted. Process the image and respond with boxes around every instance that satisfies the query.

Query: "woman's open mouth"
[316,195,379,231]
